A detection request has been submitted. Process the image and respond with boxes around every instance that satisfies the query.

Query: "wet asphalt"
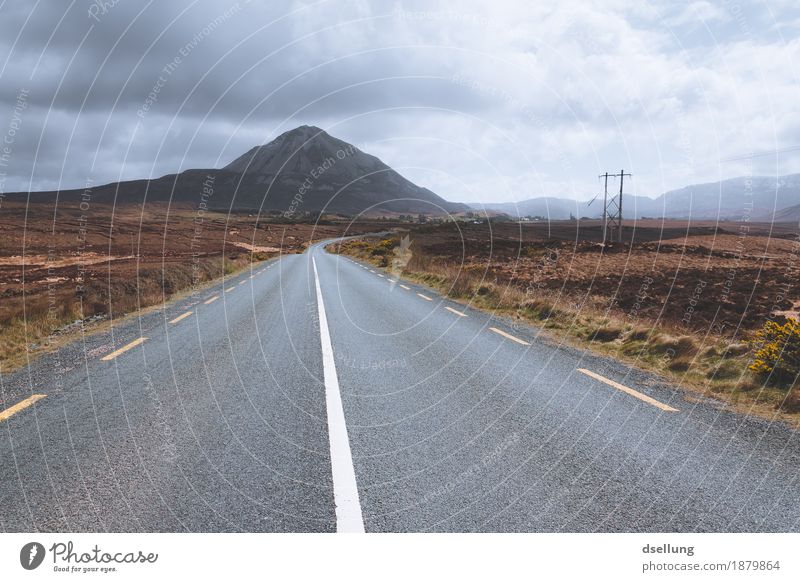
[1,244,798,532]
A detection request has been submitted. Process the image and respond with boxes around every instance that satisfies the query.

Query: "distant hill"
[477,174,800,221]
[657,174,800,220]
[771,203,800,223]
[7,125,466,217]
[474,194,657,220]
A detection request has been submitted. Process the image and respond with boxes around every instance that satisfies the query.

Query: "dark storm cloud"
[1,0,798,200]
[0,0,498,192]
[1,1,487,117]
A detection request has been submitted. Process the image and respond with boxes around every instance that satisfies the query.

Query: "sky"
[0,0,798,203]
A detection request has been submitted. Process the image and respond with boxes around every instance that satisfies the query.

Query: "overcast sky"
[0,0,798,203]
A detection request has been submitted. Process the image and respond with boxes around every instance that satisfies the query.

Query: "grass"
[0,254,264,373]
[332,235,800,423]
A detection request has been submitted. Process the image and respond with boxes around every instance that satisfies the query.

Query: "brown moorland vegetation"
[332,218,800,420]
[0,200,383,372]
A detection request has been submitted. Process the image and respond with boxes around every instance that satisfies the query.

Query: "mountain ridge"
[476,174,800,221]
[5,125,467,217]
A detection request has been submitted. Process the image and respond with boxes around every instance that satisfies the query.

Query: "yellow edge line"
[204,295,219,304]
[399,284,410,290]
[489,327,530,346]
[0,394,46,422]
[577,368,679,412]
[445,306,467,317]
[169,311,193,324]
[417,293,433,301]
[101,337,148,361]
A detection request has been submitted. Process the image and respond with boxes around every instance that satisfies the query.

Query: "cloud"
[666,1,731,27]
[0,0,798,203]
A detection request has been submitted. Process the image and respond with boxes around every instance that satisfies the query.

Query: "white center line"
[417,293,433,301]
[577,368,679,412]
[225,286,235,292]
[312,256,365,533]
[204,295,219,305]
[445,306,467,317]
[489,327,530,346]
[399,284,410,290]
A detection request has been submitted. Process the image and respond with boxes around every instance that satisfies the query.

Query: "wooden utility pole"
[598,169,631,244]
[600,172,610,244]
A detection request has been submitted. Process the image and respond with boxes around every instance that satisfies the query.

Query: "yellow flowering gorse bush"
[749,319,800,380]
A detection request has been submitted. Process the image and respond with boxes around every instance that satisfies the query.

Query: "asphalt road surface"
[1,242,799,532]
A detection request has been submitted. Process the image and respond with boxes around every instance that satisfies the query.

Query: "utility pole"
[600,172,610,245]
[598,169,631,244]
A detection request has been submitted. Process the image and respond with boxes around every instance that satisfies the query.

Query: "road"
[1,241,799,532]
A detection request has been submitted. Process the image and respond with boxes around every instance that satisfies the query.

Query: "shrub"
[651,335,698,357]
[749,319,800,382]
[706,359,741,380]
[628,328,651,342]
[668,358,692,372]
[588,325,622,342]
[778,389,800,413]
[722,342,749,358]
[521,299,558,321]
[446,268,480,298]
[621,342,647,357]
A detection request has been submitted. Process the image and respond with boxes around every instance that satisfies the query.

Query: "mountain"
[477,174,800,221]
[10,125,466,216]
[475,194,658,220]
[771,203,800,223]
[218,125,464,215]
[657,174,800,220]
